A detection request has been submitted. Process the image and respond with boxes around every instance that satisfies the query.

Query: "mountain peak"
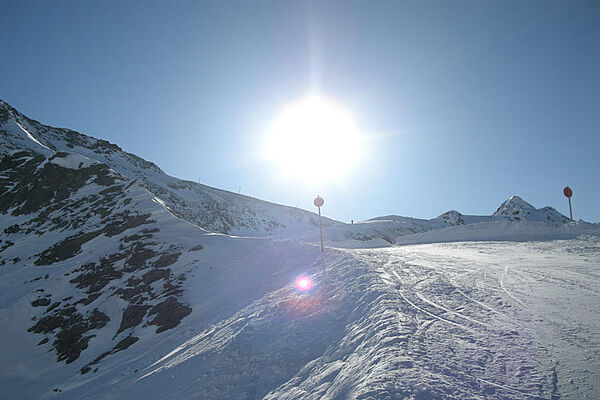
[435,210,465,225]
[493,195,535,217]
[0,98,18,124]
[492,195,569,224]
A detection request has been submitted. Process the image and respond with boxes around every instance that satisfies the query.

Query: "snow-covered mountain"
[0,98,580,249]
[354,198,575,247]
[493,195,570,224]
[2,99,599,399]
[0,101,335,398]
[0,99,340,238]
[370,198,569,229]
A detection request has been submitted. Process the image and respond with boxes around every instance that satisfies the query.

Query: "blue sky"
[1,0,599,222]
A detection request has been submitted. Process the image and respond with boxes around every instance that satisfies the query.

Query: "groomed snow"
[31,236,596,400]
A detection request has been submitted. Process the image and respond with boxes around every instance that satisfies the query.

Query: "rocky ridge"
[0,148,195,373]
[0,99,338,237]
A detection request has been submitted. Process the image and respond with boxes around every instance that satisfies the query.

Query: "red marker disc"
[563,186,573,198]
[314,196,324,207]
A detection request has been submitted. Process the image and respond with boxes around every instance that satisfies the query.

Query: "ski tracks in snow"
[354,245,549,399]
[500,265,527,307]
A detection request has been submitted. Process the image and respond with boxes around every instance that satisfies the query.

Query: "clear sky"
[1,0,599,222]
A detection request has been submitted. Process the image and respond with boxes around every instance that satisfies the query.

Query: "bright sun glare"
[265,96,361,183]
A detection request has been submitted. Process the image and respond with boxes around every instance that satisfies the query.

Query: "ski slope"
[137,237,600,400]
[2,98,600,399]
[9,236,594,400]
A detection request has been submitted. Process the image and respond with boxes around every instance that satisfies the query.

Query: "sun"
[265,95,361,183]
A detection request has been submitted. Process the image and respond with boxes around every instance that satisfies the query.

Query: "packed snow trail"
[90,237,599,400]
[347,238,600,400]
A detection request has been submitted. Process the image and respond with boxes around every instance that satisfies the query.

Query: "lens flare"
[294,275,314,292]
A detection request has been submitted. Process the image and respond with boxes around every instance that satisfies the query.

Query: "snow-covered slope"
[2,99,600,399]
[8,235,598,400]
[0,145,332,399]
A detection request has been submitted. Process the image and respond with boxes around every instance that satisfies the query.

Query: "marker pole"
[314,195,325,254]
[563,186,574,224]
[568,197,573,223]
[318,206,324,253]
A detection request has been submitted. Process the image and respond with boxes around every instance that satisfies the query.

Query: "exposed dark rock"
[346,232,371,241]
[142,268,170,284]
[69,259,122,293]
[81,335,140,375]
[28,307,79,334]
[53,308,110,364]
[37,337,49,345]
[0,101,15,124]
[124,242,158,270]
[0,240,15,253]
[35,231,102,265]
[0,151,117,216]
[54,330,94,364]
[115,335,139,351]
[75,293,101,306]
[189,244,204,251]
[103,212,154,237]
[153,252,180,268]
[382,236,394,244]
[113,284,152,304]
[28,306,110,364]
[3,224,20,234]
[46,302,61,312]
[27,275,49,283]
[116,305,150,336]
[437,210,465,225]
[99,185,124,196]
[80,366,91,375]
[147,297,192,333]
[31,211,153,263]
[122,233,154,243]
[31,298,51,307]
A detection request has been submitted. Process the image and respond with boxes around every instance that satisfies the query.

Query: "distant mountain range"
[0,98,578,248]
